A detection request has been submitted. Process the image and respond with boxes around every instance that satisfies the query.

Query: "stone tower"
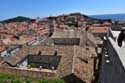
[48,16,55,37]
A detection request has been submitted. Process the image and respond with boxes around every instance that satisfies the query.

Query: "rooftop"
[51,31,81,38]
[91,26,109,34]
[4,45,97,83]
[51,31,97,48]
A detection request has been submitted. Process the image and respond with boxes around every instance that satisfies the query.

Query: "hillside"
[0,16,31,23]
[0,13,112,24]
[49,13,111,25]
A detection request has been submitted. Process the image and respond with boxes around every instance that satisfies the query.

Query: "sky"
[0,0,125,20]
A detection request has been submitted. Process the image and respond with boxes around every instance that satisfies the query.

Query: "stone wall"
[53,38,80,45]
[99,39,125,83]
[0,67,56,79]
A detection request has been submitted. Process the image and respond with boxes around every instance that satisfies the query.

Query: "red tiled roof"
[0,45,6,52]
[91,27,109,33]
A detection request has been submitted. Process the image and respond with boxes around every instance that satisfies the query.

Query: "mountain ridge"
[0,13,112,23]
[0,16,31,23]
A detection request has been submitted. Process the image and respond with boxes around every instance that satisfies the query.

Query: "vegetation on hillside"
[0,16,31,23]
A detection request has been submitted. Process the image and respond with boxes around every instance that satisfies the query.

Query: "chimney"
[48,16,55,37]
[38,50,42,55]
[54,49,58,56]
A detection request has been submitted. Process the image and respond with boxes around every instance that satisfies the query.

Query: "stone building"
[43,30,97,48]
[0,31,98,83]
